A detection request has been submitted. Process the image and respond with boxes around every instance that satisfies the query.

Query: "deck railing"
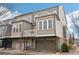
[23,29,36,37]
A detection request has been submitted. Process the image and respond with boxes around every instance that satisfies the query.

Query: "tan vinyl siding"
[13,13,33,23]
[34,7,58,18]
[23,21,33,31]
[58,6,67,26]
[55,17,63,38]
[37,29,54,35]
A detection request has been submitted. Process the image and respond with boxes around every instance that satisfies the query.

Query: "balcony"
[23,29,36,37]
[0,32,11,39]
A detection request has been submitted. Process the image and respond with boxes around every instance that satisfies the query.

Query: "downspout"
[54,15,56,36]
[55,6,60,51]
[32,13,36,50]
[54,15,58,51]
[22,21,25,51]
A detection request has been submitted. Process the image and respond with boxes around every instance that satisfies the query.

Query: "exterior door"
[2,39,12,49]
[23,41,27,50]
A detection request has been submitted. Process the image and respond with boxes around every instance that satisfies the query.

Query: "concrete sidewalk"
[0,47,79,55]
[0,48,55,55]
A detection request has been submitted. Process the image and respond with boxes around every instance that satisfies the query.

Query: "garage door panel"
[36,40,56,51]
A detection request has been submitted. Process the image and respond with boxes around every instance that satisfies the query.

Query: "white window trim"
[43,20,48,30]
[48,19,53,29]
[19,24,22,32]
[47,20,48,29]
[51,19,53,29]
[38,21,42,30]
[38,19,53,30]
[13,25,16,32]
[42,21,44,30]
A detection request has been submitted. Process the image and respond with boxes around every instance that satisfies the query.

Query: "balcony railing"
[0,32,11,38]
[23,29,36,37]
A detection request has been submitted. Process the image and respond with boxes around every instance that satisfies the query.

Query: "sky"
[0,3,79,14]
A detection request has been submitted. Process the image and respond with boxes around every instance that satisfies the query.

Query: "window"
[0,29,1,35]
[1,29,3,36]
[48,20,52,29]
[39,21,42,30]
[44,21,47,29]
[63,26,66,38]
[38,20,53,30]
[7,25,12,32]
[13,27,15,32]
[13,24,22,32]
[19,24,21,32]
[16,25,18,32]
[16,28,18,32]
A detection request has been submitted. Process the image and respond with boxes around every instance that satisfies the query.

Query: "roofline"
[3,5,62,25]
[12,20,33,24]
[11,12,33,19]
[11,5,60,19]
[33,5,59,13]
[35,14,57,19]
[0,24,11,26]
[1,5,62,21]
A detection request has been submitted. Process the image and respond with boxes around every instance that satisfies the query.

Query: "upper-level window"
[7,25,12,32]
[13,27,15,32]
[13,24,22,32]
[39,21,42,30]
[0,29,1,35]
[16,25,18,32]
[43,21,47,29]
[16,28,18,32]
[63,26,66,38]
[48,20,52,29]
[19,24,21,32]
[38,19,53,30]
[1,29,3,36]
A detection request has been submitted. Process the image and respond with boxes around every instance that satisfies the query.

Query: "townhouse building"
[0,6,67,51]
[0,19,14,48]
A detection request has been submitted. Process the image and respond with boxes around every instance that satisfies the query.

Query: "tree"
[0,6,9,16]
[66,11,79,40]
[71,14,79,37]
[0,5,20,20]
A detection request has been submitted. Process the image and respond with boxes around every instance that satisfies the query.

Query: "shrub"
[68,43,73,49]
[61,43,69,52]
[68,40,74,49]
